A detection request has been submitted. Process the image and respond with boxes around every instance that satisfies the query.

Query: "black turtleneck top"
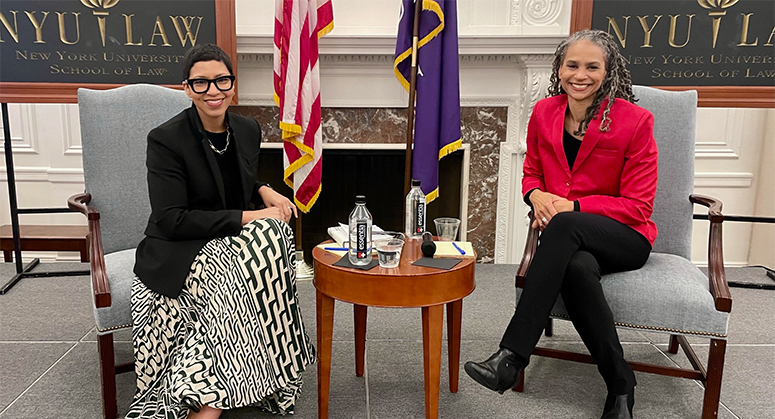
[206,130,243,210]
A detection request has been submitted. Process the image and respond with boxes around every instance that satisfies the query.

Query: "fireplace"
[231,105,506,263]
[256,146,465,263]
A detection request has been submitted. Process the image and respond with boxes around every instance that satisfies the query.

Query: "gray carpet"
[0,262,772,418]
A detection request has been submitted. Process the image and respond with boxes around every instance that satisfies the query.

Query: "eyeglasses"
[185,75,235,94]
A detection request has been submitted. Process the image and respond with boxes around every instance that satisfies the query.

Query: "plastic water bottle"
[348,195,373,265]
[405,179,426,237]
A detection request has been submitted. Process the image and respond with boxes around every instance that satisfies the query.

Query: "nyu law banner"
[394,0,461,203]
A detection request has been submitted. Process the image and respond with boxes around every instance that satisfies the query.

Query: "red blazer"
[522,94,658,245]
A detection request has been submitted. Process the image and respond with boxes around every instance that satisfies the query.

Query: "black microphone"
[421,232,436,257]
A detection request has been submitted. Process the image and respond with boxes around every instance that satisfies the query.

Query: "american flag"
[274,0,333,212]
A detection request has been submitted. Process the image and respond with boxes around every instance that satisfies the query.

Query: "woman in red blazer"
[465,30,658,419]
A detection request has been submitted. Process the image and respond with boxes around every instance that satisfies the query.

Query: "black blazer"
[134,105,267,298]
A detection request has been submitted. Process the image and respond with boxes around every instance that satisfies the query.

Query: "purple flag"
[394,0,461,203]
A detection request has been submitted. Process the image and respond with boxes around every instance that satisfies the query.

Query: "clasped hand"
[241,186,298,224]
[530,190,574,231]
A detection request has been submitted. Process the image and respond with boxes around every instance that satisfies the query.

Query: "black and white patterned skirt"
[127,219,316,418]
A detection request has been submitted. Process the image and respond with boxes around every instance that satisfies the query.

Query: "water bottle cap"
[411,179,421,187]
[355,195,366,204]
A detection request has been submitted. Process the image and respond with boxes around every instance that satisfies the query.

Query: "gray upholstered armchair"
[68,84,190,419]
[513,86,732,419]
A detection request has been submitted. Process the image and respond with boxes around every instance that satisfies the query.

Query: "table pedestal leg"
[316,290,335,419]
[446,299,462,393]
[422,304,443,419]
[354,304,367,377]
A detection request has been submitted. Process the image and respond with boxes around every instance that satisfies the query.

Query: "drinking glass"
[433,217,460,241]
[375,237,405,268]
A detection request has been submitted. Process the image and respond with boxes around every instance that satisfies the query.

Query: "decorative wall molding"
[694,172,754,188]
[695,109,746,159]
[47,168,85,184]
[520,53,557,63]
[237,35,567,56]
[238,54,273,64]
[240,53,530,66]
[61,105,83,156]
[496,142,518,263]
[0,104,39,155]
[694,148,739,159]
[239,96,277,106]
[524,0,562,26]
[322,54,395,64]
[63,146,84,156]
[494,54,553,263]
[461,97,520,107]
[461,55,523,64]
[21,104,39,155]
[0,167,84,183]
[240,95,523,109]
[459,143,472,242]
[510,0,523,26]
[0,167,49,182]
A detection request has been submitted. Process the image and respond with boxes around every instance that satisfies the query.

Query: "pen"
[452,242,466,255]
[324,246,349,251]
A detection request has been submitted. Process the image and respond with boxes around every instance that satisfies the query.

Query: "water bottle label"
[356,222,368,257]
[414,202,425,234]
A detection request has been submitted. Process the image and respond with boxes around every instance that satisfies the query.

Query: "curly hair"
[547,30,636,136]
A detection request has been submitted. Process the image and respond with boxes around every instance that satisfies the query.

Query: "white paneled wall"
[235,0,569,36]
[748,112,775,266]
[1,0,772,266]
[0,103,85,226]
[692,108,774,266]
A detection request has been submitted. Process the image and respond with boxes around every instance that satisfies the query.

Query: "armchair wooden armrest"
[68,193,111,309]
[690,194,732,313]
[516,211,540,288]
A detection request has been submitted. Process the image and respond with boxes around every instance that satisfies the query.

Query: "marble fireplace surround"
[234,34,567,263]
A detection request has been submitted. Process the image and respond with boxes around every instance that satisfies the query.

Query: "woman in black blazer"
[129,44,315,419]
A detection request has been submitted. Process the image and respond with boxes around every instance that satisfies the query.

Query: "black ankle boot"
[601,387,634,419]
[464,348,522,394]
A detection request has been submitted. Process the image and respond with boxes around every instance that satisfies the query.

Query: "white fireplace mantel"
[236,33,565,264]
[238,34,566,56]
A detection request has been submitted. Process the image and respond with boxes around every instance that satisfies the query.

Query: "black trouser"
[500,212,652,394]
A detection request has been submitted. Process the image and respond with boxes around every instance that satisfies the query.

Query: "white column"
[495,54,554,263]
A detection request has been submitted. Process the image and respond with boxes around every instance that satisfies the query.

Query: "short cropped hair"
[181,43,234,80]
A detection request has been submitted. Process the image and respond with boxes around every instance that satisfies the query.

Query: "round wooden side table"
[312,239,476,419]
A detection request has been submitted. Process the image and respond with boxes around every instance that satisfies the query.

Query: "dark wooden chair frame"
[512,194,732,419]
[69,192,134,419]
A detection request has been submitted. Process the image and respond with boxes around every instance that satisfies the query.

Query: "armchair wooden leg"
[701,339,727,419]
[511,369,525,393]
[97,333,118,419]
[668,334,680,354]
[544,319,553,337]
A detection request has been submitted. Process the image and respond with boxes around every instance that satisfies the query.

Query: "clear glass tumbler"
[375,238,405,268]
[433,217,461,241]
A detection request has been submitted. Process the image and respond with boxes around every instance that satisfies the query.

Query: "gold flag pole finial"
[80,0,120,47]
[697,0,739,48]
